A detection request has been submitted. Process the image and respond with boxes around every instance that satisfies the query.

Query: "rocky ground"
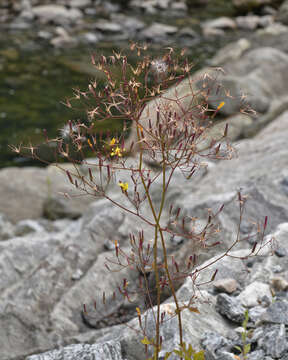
[2,1,288,360]
[0,0,287,48]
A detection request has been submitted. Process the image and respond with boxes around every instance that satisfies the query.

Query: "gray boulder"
[199,47,288,116]
[32,5,83,25]
[26,341,124,360]
[0,164,96,223]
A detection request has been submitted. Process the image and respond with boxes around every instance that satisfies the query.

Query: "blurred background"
[0,0,284,167]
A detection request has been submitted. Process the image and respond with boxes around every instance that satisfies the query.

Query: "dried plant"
[14,44,272,360]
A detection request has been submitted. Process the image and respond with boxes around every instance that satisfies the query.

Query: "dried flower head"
[151,59,168,75]
[59,123,78,140]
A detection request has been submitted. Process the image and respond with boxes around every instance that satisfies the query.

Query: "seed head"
[59,123,77,140]
[151,59,168,75]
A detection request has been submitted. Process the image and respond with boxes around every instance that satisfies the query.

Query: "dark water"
[0,18,237,168]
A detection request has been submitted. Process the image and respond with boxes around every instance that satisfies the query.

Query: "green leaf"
[164,351,172,359]
[244,343,251,355]
[234,346,241,352]
[193,350,205,360]
[173,349,183,356]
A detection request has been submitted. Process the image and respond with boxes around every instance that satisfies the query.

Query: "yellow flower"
[109,137,116,146]
[118,181,128,192]
[217,101,225,110]
[111,146,123,157]
[141,336,151,345]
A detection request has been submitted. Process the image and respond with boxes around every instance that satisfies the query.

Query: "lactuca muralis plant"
[14,44,271,360]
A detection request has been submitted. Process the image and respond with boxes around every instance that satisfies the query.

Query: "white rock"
[202,17,237,30]
[32,5,83,25]
[15,219,45,237]
[202,27,225,37]
[93,20,123,33]
[238,281,272,307]
[210,38,251,66]
[70,0,91,8]
[140,22,178,39]
[236,15,261,30]
[171,2,188,12]
[257,22,288,35]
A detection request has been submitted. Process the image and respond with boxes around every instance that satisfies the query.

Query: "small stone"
[258,324,288,358]
[202,17,237,31]
[238,281,272,307]
[236,15,260,31]
[272,265,283,273]
[247,349,265,360]
[271,276,288,291]
[155,0,170,10]
[80,32,100,44]
[15,220,45,237]
[201,331,231,356]
[177,27,198,38]
[110,14,145,32]
[171,2,187,12]
[71,269,84,280]
[202,27,225,37]
[257,23,288,36]
[274,246,287,257]
[216,293,246,324]
[260,300,288,324]
[37,30,53,40]
[32,5,83,25]
[70,0,91,8]
[140,22,178,39]
[93,20,123,33]
[213,278,238,294]
[215,351,236,360]
[249,306,266,323]
[104,239,117,251]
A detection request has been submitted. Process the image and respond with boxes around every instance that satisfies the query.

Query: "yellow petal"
[217,101,225,110]
[110,138,116,146]
[141,336,151,345]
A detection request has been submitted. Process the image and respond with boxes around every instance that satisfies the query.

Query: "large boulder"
[0,164,95,223]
